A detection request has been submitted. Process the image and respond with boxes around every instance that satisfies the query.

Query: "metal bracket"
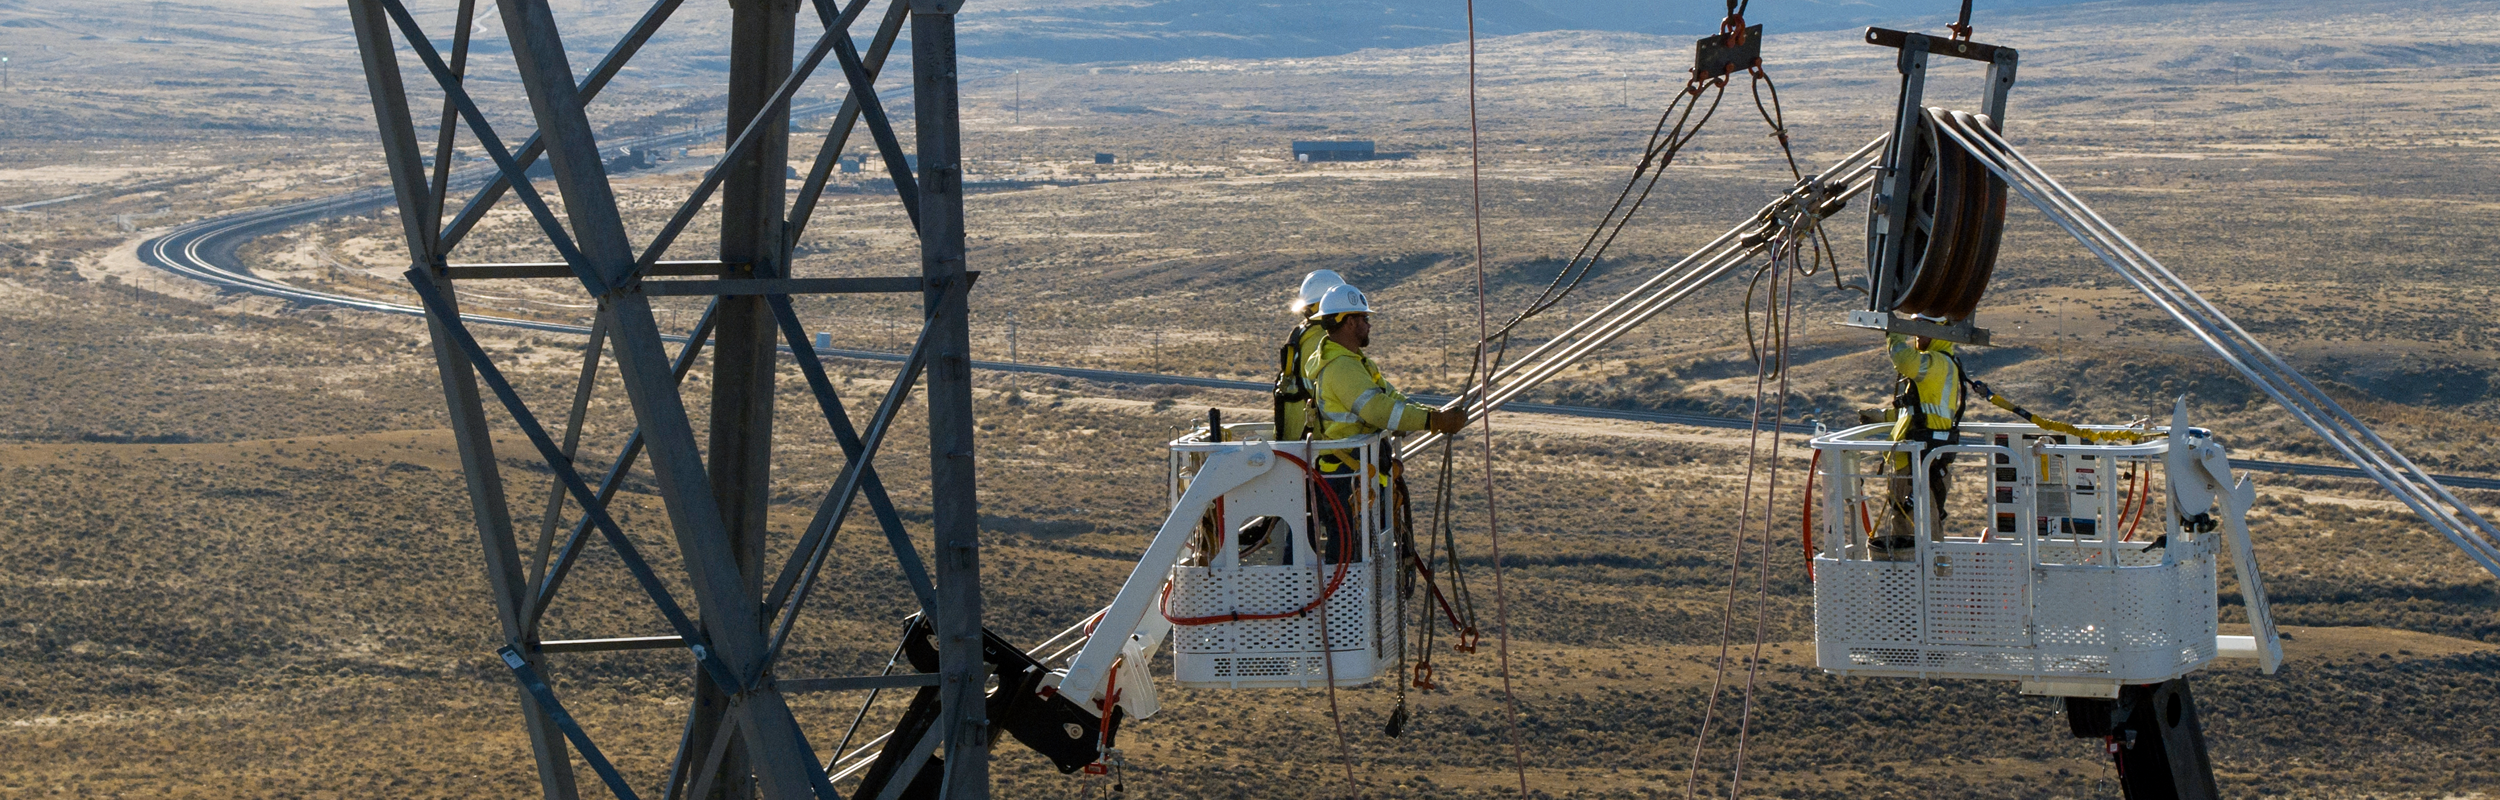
[1844,309,1991,346]
[1864,26,2014,64]
[1692,24,1763,82]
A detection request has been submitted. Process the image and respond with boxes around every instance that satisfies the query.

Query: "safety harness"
[1270,321,1318,440]
[1891,348,1971,446]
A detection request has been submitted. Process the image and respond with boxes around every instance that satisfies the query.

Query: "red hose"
[1801,450,1821,580]
[1160,450,1357,626]
[2119,464,2150,542]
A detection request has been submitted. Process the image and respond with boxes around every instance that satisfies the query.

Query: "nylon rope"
[1728,199,1808,795]
[1313,471,1360,799]
[1683,61,1810,799]
[1462,1,1532,795]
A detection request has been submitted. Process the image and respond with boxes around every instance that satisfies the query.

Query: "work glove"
[1427,408,1469,435]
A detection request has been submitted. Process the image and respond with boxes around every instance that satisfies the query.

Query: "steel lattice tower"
[346,0,989,796]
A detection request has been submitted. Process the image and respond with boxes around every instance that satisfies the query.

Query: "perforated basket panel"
[1168,559,1387,687]
[1924,544,2029,647]
[1817,539,2220,682]
[2033,568,2114,654]
[1927,649,2035,673]
[1815,559,1923,671]
[1165,566,1235,653]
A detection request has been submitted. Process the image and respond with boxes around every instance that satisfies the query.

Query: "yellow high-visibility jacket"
[1275,324,1331,442]
[1302,339,1430,469]
[1887,332,1962,442]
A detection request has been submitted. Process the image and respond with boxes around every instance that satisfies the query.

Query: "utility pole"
[1007,310,1018,362]
[1013,70,1021,125]
[3,56,11,90]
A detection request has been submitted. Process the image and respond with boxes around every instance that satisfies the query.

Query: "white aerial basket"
[1161,424,1398,689]
[1806,403,2284,698]
[1050,424,1402,714]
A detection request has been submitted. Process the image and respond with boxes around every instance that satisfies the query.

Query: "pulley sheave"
[1870,106,2007,322]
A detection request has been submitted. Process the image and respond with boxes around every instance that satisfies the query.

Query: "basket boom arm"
[1051,443,1278,711]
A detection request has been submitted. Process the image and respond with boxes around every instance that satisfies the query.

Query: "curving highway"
[132,136,2500,493]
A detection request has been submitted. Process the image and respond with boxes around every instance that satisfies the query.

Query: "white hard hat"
[1311,283,1372,320]
[1292,270,1346,316]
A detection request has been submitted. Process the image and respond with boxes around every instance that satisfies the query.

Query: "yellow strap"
[1984,393,2160,444]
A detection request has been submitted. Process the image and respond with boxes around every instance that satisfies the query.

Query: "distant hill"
[956,0,2107,62]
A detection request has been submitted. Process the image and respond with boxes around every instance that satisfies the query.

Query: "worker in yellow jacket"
[1299,284,1467,561]
[1271,270,1345,441]
[1878,329,1967,560]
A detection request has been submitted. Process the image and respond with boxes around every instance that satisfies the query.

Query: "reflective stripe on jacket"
[1302,339,1430,467]
[1886,332,1962,441]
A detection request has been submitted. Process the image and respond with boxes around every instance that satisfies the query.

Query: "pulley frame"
[1858,25,2018,345]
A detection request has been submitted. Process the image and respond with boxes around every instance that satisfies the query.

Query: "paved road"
[132,133,2500,495]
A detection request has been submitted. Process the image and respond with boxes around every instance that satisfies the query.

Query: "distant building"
[605,147,653,173]
[1293,140,1375,162]
[840,153,918,174]
[1094,153,1115,165]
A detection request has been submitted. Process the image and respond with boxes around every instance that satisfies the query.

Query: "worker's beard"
[1353,328,1370,349]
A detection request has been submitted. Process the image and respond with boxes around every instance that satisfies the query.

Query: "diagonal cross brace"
[763,296,951,663]
[407,270,742,691]
[374,0,603,293]
[421,0,480,234]
[789,0,912,247]
[826,8,924,230]
[499,646,647,800]
[524,302,723,641]
[629,9,852,281]
[765,294,937,618]
[438,0,689,254]
[525,312,609,596]
[500,650,650,800]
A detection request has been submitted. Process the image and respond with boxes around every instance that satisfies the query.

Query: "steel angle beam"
[348,0,993,795]
[344,4,582,795]
[446,260,742,280]
[780,674,943,693]
[790,0,913,246]
[439,0,692,253]
[1863,26,2012,64]
[639,276,923,296]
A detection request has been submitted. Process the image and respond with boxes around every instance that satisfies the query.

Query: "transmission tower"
[346,0,989,797]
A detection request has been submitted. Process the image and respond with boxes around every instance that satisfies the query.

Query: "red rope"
[1462,2,1530,795]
